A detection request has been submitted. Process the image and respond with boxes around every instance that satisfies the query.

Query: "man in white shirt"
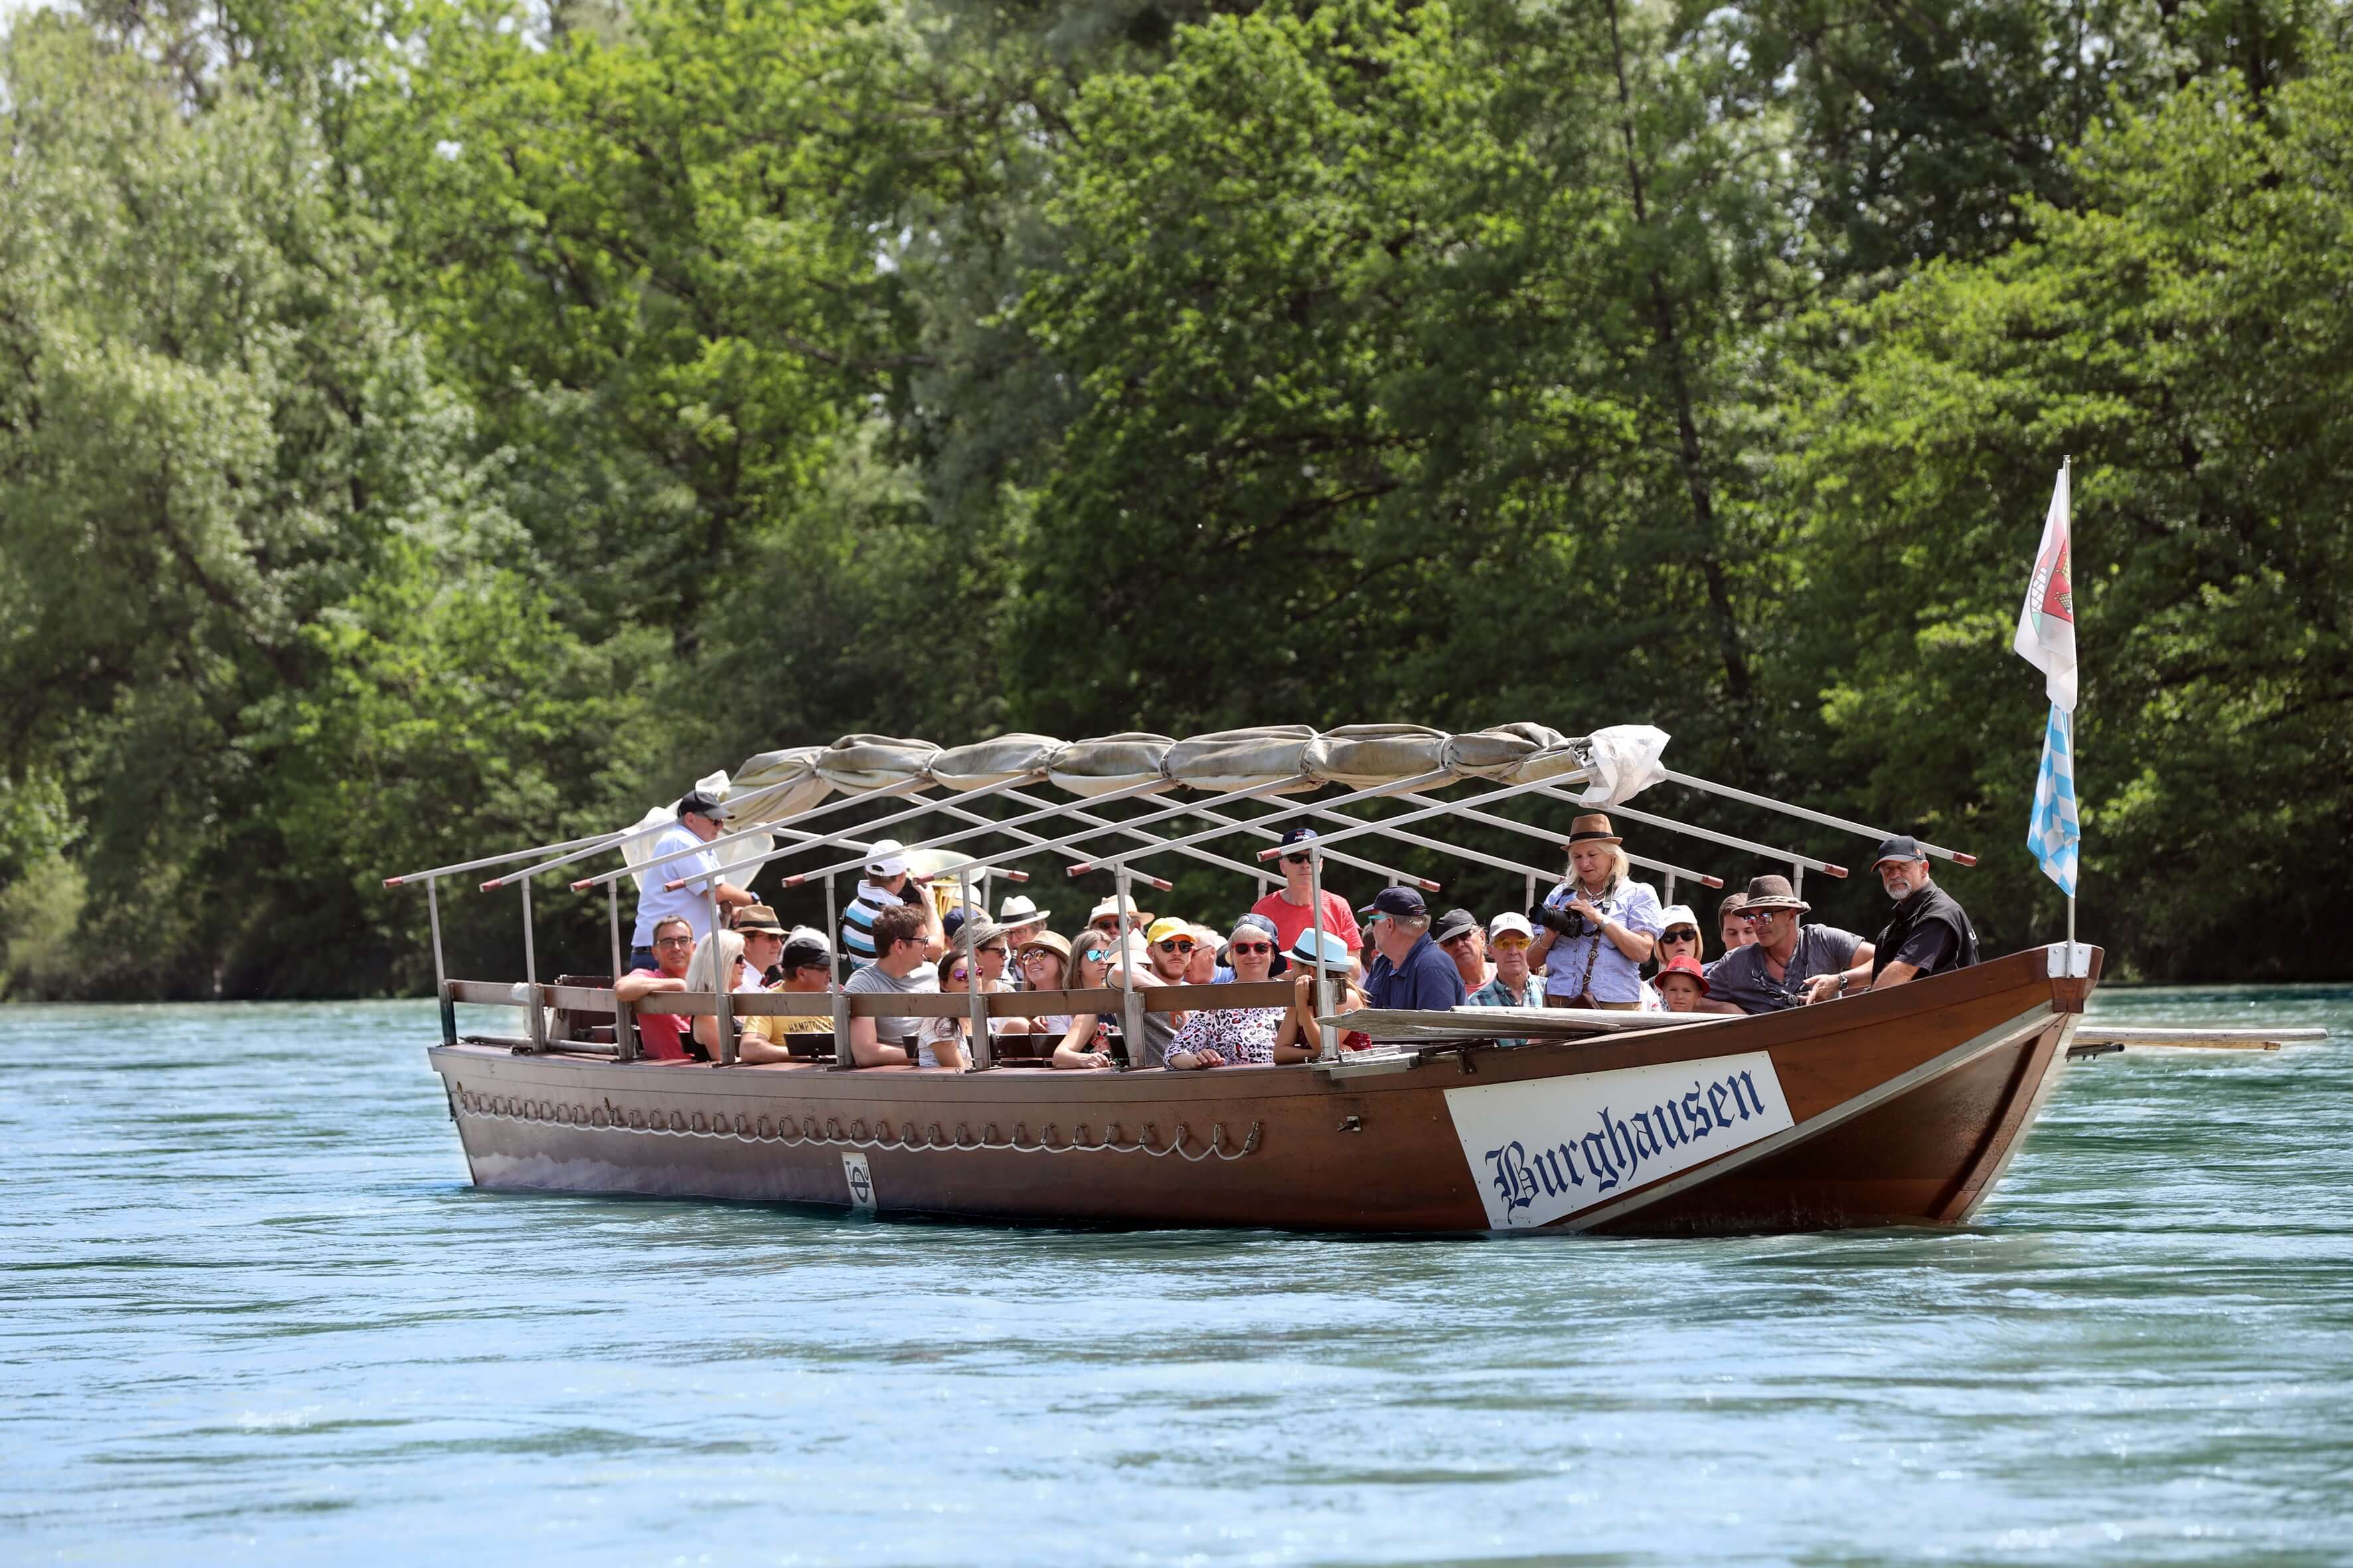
[627,790,756,969]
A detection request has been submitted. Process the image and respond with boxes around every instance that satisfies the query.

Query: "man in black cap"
[1431,906,1493,994]
[626,789,757,970]
[1359,887,1467,1012]
[1705,873,1874,1015]
[1805,837,1979,999]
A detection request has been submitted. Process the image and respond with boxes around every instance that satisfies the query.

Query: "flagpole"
[2064,453,2077,969]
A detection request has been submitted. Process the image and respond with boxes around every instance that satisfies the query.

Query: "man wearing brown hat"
[728,903,789,991]
[1702,874,1874,1015]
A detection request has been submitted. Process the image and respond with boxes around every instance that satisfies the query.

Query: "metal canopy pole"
[1175,795,1439,890]
[827,874,852,1069]
[707,877,734,1065]
[783,774,1184,890]
[1529,784,1848,878]
[481,775,815,891]
[1244,771,1594,866]
[388,826,664,889]
[1307,846,1336,1061]
[1115,868,1143,1069]
[1388,789,1720,889]
[427,875,454,1047]
[1658,769,1977,867]
[959,865,990,1071]
[996,784,1396,892]
[520,878,544,1052]
[608,878,639,1061]
[1084,770,1465,876]
[576,776,1015,894]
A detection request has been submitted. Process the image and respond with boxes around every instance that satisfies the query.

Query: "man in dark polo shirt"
[1358,888,1467,1012]
[1806,836,1979,999]
[1706,874,1873,1014]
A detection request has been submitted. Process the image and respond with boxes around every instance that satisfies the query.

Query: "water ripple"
[1,989,2348,1563]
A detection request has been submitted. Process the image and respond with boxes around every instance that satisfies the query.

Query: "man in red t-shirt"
[1249,826,1362,955]
[613,915,698,1061]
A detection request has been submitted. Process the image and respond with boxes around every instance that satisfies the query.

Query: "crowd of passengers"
[612,791,1980,1071]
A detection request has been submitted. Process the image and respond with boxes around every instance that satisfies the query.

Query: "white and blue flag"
[2027,702,2079,896]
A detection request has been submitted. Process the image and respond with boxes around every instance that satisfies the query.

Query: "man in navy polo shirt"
[1358,887,1467,1012]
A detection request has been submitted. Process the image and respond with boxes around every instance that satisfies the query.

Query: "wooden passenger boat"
[398,724,2102,1235]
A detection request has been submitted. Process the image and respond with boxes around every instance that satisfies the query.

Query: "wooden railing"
[442,978,1301,1068]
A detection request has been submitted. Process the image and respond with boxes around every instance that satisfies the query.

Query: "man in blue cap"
[1358,886,1467,1012]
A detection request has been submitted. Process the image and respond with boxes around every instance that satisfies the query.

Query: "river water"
[3,988,2348,1565]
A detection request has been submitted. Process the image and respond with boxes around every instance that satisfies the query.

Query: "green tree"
[1786,53,2353,976]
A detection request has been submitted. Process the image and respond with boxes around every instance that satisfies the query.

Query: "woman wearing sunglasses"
[916,917,1016,1071]
[1165,919,1297,1069]
[1049,933,1121,1069]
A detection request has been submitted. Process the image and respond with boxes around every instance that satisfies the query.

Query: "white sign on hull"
[1444,1051,1795,1229]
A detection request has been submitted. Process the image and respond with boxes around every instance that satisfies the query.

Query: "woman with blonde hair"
[1528,813,1663,1010]
[684,929,743,1061]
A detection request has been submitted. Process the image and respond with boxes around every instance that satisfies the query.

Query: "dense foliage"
[2,0,2347,994]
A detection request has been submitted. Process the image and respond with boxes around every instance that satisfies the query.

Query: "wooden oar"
[2070,1024,2328,1054]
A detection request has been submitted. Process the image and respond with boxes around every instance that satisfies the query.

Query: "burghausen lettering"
[1483,1068,1769,1221]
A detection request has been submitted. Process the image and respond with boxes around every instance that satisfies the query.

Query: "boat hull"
[425,946,2097,1235]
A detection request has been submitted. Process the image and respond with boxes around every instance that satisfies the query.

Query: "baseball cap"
[1356,886,1427,921]
[1145,917,1195,946]
[1873,834,1926,867]
[677,789,732,823]
[1430,907,1480,944]
[864,837,910,878]
[1487,911,1534,942]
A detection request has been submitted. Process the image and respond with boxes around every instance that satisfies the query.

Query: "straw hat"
[999,894,1051,928]
[1567,813,1621,844]
[945,914,1007,956]
[1014,929,1072,964]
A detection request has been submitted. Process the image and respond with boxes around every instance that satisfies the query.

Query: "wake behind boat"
[397,724,2099,1235]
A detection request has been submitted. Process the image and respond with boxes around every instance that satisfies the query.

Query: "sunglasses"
[1439,932,1478,947]
[1228,941,1273,956]
[1661,929,1699,943]
[1155,938,1196,954]
[1079,949,1111,965]
[978,944,1008,958]
[1281,853,1311,866]
[1491,935,1530,952]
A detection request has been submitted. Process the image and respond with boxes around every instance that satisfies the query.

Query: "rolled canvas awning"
[695,722,1669,824]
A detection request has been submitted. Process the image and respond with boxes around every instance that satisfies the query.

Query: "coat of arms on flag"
[2013,466,2077,712]
[2016,462,2081,898]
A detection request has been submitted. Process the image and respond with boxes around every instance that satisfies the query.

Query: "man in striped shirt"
[841,838,942,970]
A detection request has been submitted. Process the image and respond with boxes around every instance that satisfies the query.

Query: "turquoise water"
[3,988,2349,1565]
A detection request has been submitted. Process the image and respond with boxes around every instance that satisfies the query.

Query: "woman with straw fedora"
[1528,813,1664,1010]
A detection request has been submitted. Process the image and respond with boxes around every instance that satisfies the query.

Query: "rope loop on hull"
[448,1083,1260,1161]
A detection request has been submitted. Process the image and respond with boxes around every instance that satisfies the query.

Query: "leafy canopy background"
[1,0,2346,994]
